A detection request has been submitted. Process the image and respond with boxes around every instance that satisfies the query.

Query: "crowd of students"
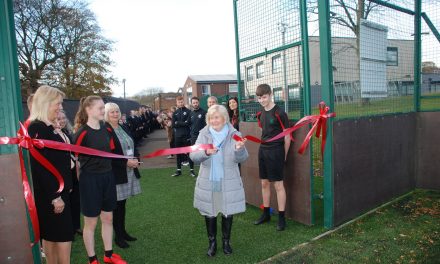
[122,106,160,145]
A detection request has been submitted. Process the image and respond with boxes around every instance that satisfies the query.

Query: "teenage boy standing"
[254,84,291,231]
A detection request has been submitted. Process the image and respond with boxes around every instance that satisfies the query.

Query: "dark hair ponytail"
[74,96,102,132]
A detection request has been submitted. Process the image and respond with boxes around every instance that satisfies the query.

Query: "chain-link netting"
[236,0,304,121]
[327,0,416,119]
[421,0,440,111]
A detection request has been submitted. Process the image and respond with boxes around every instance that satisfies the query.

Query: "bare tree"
[14,0,64,94]
[14,0,115,98]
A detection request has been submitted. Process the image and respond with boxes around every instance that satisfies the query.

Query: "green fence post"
[300,0,314,224]
[233,0,242,116]
[318,0,335,229]
[0,0,41,262]
[414,0,422,112]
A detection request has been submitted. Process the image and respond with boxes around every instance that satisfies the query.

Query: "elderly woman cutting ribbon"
[190,104,248,257]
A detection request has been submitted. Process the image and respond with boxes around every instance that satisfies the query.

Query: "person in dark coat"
[171,96,193,177]
[105,103,142,249]
[188,96,207,177]
[28,85,73,264]
[190,96,207,144]
[139,106,149,138]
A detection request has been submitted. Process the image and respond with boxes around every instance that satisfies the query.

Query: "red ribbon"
[233,102,336,157]
[142,144,214,159]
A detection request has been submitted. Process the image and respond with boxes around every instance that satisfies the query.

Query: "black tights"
[113,200,127,238]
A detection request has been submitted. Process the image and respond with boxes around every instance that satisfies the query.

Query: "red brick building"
[153,92,180,111]
[182,75,238,104]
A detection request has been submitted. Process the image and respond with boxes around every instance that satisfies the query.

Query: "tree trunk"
[29,69,41,93]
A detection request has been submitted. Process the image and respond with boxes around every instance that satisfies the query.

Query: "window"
[272,54,282,74]
[201,85,210,96]
[246,66,254,81]
[288,84,301,100]
[273,87,283,101]
[386,47,398,66]
[187,87,192,104]
[229,84,238,93]
[256,61,264,79]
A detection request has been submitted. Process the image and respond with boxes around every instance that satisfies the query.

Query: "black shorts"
[258,144,285,182]
[79,170,117,217]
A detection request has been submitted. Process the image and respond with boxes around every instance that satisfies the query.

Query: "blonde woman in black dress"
[28,85,73,264]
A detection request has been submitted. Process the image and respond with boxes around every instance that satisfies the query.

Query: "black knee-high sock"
[104,250,113,258]
[264,207,270,216]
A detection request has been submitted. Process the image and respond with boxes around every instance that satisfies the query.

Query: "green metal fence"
[421,0,440,111]
[234,0,439,228]
[327,0,415,119]
[322,0,439,118]
[235,0,440,120]
[234,0,306,122]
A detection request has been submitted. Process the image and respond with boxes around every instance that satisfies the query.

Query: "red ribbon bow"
[233,102,336,157]
[295,102,336,156]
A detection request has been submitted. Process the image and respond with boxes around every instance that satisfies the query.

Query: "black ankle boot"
[115,236,129,248]
[222,215,233,255]
[277,212,286,231]
[205,216,217,257]
[254,207,271,225]
[123,232,137,241]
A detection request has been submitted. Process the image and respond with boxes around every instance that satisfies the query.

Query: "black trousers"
[113,199,127,238]
[175,136,193,169]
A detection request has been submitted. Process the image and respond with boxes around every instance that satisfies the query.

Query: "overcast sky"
[89,0,237,97]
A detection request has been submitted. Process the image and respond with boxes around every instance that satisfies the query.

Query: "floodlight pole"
[279,22,289,113]
[122,78,127,114]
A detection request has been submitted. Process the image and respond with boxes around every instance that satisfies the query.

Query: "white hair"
[104,102,122,122]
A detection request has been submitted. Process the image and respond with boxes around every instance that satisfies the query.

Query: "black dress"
[28,120,73,242]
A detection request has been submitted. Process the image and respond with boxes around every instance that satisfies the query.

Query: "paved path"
[138,129,176,169]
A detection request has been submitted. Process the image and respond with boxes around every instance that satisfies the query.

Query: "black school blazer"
[106,123,141,185]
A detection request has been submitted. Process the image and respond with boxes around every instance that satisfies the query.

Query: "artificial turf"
[70,167,325,263]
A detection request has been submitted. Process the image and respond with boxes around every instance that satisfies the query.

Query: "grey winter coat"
[190,123,249,216]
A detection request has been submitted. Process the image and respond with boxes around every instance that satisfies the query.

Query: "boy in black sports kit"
[254,84,291,231]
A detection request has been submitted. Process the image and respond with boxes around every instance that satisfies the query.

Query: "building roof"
[188,74,237,83]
